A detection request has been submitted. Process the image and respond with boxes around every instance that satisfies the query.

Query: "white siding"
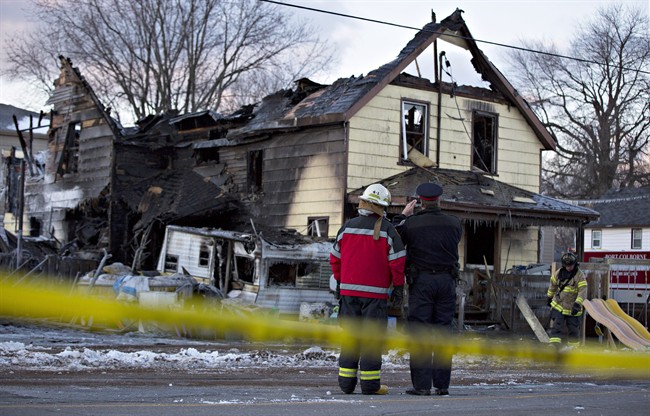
[347,85,545,193]
[501,228,540,270]
[585,227,650,252]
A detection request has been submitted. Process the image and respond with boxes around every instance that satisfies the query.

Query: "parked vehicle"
[583,251,650,305]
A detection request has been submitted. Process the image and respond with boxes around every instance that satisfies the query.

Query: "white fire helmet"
[359,183,391,207]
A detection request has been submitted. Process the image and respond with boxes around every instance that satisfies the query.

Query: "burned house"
[13,9,599,306]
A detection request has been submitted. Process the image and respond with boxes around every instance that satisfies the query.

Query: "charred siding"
[219,126,347,232]
[24,58,117,250]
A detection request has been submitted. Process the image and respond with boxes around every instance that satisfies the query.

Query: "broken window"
[631,228,642,249]
[58,122,80,176]
[196,147,220,164]
[164,254,179,272]
[465,223,495,267]
[400,101,428,161]
[29,217,41,237]
[199,242,211,267]
[247,149,263,193]
[234,255,255,284]
[268,260,332,289]
[268,262,297,287]
[472,111,497,173]
[308,216,329,238]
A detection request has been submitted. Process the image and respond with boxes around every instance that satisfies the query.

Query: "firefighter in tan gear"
[547,252,588,348]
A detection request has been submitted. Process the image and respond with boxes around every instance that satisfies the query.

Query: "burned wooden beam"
[12,115,35,176]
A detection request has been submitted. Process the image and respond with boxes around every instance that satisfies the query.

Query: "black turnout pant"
[407,272,456,391]
[338,296,387,394]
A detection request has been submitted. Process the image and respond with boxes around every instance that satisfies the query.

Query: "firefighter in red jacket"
[330,183,406,395]
[547,252,588,349]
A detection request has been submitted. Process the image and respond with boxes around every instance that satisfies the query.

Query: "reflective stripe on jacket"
[547,267,588,315]
[330,214,406,299]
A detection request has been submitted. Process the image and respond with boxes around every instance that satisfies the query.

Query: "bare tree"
[4,0,335,123]
[508,4,650,199]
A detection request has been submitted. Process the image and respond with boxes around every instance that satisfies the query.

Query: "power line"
[261,0,650,76]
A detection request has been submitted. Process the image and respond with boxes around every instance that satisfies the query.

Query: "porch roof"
[348,168,600,228]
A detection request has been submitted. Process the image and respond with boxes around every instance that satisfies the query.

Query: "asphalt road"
[1,321,649,415]
[1,366,649,416]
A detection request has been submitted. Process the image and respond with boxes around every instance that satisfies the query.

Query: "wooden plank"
[515,292,550,343]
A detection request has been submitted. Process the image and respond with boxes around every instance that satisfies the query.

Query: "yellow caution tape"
[1,278,648,377]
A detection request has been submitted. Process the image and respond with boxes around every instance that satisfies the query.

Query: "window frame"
[267,259,332,289]
[307,216,329,238]
[58,122,81,176]
[591,229,602,249]
[631,228,642,249]
[471,110,498,174]
[400,100,429,162]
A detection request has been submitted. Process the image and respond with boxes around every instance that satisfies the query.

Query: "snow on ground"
[0,321,410,372]
[1,321,600,387]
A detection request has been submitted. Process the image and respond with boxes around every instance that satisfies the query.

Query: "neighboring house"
[580,186,650,304]
[0,104,49,233]
[582,186,650,258]
[17,10,599,284]
[0,103,49,155]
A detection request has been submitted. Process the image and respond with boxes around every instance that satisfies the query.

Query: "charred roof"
[349,168,599,228]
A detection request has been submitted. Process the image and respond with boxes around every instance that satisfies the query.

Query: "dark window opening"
[164,254,179,272]
[195,148,220,164]
[234,256,255,283]
[268,260,332,289]
[247,149,263,193]
[465,224,495,266]
[199,242,211,267]
[400,101,428,161]
[58,122,80,176]
[268,262,297,287]
[472,111,497,173]
[308,216,329,238]
[29,217,41,237]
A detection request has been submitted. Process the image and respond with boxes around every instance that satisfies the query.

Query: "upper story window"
[632,228,642,249]
[591,229,602,249]
[58,122,80,176]
[472,111,497,173]
[400,100,428,161]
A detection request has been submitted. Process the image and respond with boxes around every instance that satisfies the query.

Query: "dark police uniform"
[393,183,463,395]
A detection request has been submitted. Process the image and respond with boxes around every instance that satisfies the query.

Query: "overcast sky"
[0,0,647,116]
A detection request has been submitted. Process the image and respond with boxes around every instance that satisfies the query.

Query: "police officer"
[547,252,588,349]
[393,182,462,396]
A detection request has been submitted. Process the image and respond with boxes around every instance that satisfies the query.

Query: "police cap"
[416,183,443,201]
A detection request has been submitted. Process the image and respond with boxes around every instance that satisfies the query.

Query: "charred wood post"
[87,249,112,293]
[15,159,25,271]
[12,115,35,177]
[131,224,153,273]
